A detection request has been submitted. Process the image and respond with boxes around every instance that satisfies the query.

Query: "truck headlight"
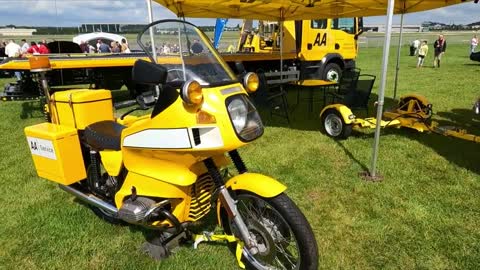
[226,95,264,142]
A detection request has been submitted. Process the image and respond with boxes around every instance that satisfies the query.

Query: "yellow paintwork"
[225,173,286,198]
[353,117,401,128]
[121,84,248,187]
[24,123,86,185]
[122,151,198,186]
[51,89,114,129]
[99,150,123,177]
[320,104,354,124]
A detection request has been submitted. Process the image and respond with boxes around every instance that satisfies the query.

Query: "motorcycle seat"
[84,120,126,151]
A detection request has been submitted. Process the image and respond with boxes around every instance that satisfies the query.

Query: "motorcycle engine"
[118,197,156,224]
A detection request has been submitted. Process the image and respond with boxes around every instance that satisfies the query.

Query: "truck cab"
[237,17,363,81]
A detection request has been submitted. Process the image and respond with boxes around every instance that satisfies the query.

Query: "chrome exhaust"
[59,184,118,215]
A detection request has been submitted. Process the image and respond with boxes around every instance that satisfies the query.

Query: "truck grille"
[188,174,215,221]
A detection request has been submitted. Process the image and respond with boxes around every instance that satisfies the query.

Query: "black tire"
[322,63,342,82]
[321,109,352,139]
[221,192,318,270]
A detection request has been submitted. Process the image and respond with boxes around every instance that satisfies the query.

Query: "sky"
[0,1,478,27]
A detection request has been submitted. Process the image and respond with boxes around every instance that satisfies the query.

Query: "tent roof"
[72,32,127,44]
[153,0,472,20]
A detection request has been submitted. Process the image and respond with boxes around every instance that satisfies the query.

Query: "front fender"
[320,104,355,124]
[217,173,287,226]
[225,173,286,198]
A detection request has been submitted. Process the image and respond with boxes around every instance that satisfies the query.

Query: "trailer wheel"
[322,109,352,139]
[323,63,342,82]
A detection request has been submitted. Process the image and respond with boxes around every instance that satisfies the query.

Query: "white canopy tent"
[72,32,127,45]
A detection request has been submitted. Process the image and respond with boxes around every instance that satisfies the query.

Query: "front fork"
[204,150,258,254]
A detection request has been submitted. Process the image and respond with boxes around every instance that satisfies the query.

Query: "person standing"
[471,35,478,53]
[79,41,89,53]
[416,40,428,68]
[37,42,50,54]
[26,42,40,54]
[120,38,130,53]
[5,40,22,80]
[0,41,7,57]
[433,34,447,68]
[98,40,111,53]
[20,39,30,54]
[5,39,21,58]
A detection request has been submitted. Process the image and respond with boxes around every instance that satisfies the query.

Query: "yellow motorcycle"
[24,19,318,270]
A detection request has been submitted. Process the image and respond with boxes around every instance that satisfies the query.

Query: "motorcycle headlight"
[226,95,264,142]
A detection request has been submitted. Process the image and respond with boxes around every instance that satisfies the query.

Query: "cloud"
[364,2,479,25]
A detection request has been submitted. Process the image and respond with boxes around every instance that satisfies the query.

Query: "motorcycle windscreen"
[138,20,237,86]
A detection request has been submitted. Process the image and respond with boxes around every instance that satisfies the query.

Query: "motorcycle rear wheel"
[222,192,318,270]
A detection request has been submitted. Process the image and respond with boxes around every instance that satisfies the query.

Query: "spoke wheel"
[222,192,318,270]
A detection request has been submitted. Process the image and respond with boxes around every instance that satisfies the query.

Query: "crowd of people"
[0,38,132,57]
[410,34,479,69]
[78,38,131,54]
[410,34,448,68]
[0,39,51,58]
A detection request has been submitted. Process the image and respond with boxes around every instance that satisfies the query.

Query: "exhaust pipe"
[59,184,118,215]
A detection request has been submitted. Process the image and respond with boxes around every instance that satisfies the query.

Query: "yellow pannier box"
[24,123,86,185]
[51,89,113,130]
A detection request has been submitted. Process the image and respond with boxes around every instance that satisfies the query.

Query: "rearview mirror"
[132,59,167,85]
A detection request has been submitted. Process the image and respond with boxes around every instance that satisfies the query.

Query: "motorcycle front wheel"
[222,192,318,270]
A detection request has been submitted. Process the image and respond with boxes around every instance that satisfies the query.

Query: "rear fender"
[320,104,355,124]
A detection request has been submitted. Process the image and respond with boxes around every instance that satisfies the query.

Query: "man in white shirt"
[5,40,22,80]
[5,39,21,57]
[20,39,30,54]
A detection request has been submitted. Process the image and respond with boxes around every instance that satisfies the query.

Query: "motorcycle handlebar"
[114,100,137,109]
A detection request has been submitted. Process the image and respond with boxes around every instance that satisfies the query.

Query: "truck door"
[301,19,329,62]
[330,17,357,60]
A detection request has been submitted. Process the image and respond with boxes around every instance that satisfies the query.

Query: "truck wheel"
[323,63,342,82]
[322,109,352,139]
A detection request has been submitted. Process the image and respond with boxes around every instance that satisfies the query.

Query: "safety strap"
[193,232,245,269]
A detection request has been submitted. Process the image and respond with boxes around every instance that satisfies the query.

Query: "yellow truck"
[236,17,363,81]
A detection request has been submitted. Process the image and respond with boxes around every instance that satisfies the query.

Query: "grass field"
[0,40,479,269]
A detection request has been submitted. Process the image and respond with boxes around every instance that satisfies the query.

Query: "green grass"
[1,42,480,269]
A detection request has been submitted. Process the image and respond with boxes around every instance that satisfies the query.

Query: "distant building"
[363,24,422,33]
[0,28,37,36]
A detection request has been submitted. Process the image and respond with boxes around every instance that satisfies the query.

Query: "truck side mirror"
[132,59,167,85]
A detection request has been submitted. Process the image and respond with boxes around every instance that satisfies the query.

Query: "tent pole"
[280,8,284,83]
[145,0,160,97]
[369,0,396,179]
[146,0,157,62]
[393,13,404,100]
[280,20,284,73]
